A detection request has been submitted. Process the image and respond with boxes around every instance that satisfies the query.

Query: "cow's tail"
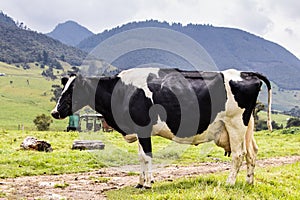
[255,73,272,132]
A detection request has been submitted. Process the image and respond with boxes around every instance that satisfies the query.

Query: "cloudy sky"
[1,0,300,58]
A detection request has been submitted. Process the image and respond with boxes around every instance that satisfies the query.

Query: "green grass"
[89,176,111,183]
[106,162,300,200]
[54,182,70,189]
[258,111,290,127]
[0,130,105,178]
[0,129,299,179]
[0,128,299,200]
[0,62,67,130]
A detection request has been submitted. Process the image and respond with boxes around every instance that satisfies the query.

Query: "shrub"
[286,117,300,128]
[281,127,300,134]
[256,120,268,131]
[33,114,53,131]
[256,120,282,131]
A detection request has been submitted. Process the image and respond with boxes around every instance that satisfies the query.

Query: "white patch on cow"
[52,76,76,113]
[123,134,138,143]
[222,70,249,184]
[222,69,243,82]
[151,112,229,146]
[117,68,160,101]
[61,76,76,95]
[151,116,174,140]
[222,70,245,116]
[138,142,152,188]
[170,112,227,145]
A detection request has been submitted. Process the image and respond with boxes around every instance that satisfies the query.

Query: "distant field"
[0,62,67,130]
[258,111,290,127]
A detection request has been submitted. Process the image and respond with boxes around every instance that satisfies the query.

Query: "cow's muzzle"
[51,110,60,119]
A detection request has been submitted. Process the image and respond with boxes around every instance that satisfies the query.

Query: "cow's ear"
[61,77,69,86]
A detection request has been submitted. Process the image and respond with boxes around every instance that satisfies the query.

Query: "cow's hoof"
[135,184,143,189]
[224,151,231,157]
[143,186,152,189]
[151,180,154,184]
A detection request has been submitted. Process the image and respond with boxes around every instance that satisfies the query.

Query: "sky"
[1,0,300,58]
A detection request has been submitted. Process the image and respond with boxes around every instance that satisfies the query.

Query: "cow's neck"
[91,76,125,135]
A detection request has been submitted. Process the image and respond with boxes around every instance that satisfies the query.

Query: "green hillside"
[0,62,67,130]
[0,12,87,67]
[258,82,300,111]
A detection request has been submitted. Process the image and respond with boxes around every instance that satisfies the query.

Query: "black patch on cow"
[138,137,152,157]
[95,76,155,138]
[147,69,227,138]
[129,88,153,127]
[229,74,262,126]
[94,76,128,135]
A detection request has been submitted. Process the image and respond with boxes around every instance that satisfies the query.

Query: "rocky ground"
[1,156,299,200]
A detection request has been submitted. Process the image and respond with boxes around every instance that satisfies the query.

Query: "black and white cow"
[51,68,272,188]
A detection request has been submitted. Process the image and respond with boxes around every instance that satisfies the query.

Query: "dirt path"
[1,156,300,200]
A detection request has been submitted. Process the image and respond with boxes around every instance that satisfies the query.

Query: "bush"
[281,127,300,134]
[256,120,282,131]
[286,117,300,128]
[256,120,268,131]
[33,114,53,131]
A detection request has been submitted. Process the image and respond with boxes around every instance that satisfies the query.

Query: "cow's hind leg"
[136,137,153,189]
[225,119,247,185]
[245,116,258,184]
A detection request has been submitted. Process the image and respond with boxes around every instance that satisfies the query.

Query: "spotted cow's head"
[51,74,90,119]
[51,75,76,119]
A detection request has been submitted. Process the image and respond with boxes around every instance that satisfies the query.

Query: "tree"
[42,67,57,80]
[42,50,49,65]
[33,114,53,131]
[50,84,62,102]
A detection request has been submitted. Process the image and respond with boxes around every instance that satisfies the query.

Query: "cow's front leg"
[136,137,153,189]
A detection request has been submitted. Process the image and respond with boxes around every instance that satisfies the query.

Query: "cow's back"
[146,68,227,138]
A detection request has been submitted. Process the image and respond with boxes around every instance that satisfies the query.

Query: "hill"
[0,12,87,67]
[47,20,94,46]
[77,20,300,90]
[0,62,68,130]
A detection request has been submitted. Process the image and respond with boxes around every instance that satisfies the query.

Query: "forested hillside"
[78,20,300,89]
[0,12,87,67]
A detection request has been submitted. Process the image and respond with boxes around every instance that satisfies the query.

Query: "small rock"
[38,182,55,187]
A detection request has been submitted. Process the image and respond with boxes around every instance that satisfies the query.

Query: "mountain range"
[75,20,300,90]
[1,12,300,90]
[47,20,94,46]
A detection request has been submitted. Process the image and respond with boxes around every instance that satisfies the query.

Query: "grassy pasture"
[0,129,299,179]
[0,62,67,130]
[0,129,299,199]
[258,111,291,127]
[106,162,300,200]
